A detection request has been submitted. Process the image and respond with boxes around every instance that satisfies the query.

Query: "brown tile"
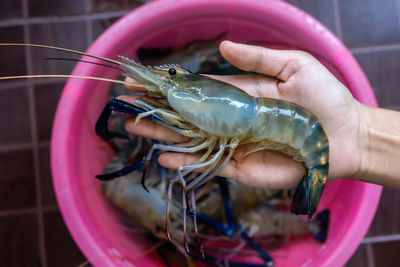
[339,0,400,47]
[373,240,400,267]
[39,145,57,206]
[0,0,22,20]
[368,187,400,236]
[29,22,88,75]
[34,83,64,142]
[28,0,86,17]
[44,210,87,267]
[0,87,32,144]
[0,26,26,77]
[92,0,141,12]
[0,214,41,266]
[345,244,369,267]
[0,149,36,210]
[354,49,400,108]
[284,0,337,35]
[92,17,121,40]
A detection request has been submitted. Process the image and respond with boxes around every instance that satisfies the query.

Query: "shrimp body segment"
[119,57,329,219]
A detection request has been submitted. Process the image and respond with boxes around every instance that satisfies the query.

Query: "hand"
[123,41,364,188]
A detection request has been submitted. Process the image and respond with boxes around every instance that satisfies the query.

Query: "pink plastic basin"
[51,0,381,266]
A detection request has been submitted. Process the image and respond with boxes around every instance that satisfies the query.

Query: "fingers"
[158,153,202,170]
[117,95,189,143]
[219,40,314,81]
[158,152,235,181]
[124,77,147,92]
[158,150,305,189]
[125,118,188,143]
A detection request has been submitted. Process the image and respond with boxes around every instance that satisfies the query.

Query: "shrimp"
[116,57,329,220]
[0,43,329,251]
[239,207,330,243]
[101,145,278,264]
[101,138,282,243]
[102,143,329,265]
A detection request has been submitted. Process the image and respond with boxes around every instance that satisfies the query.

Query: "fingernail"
[221,40,233,45]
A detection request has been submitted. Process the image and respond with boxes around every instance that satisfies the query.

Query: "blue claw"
[95,160,145,181]
[195,177,274,266]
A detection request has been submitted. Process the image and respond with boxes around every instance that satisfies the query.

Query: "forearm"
[357,104,400,188]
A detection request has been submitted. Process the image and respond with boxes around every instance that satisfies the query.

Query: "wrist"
[354,103,400,188]
[354,102,372,180]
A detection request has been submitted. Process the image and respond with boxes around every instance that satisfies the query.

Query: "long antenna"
[0,74,146,88]
[0,43,122,66]
[45,57,123,71]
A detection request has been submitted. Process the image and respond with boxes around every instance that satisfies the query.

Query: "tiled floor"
[1,0,400,266]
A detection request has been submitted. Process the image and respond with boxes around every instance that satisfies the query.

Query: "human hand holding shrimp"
[124,41,400,190]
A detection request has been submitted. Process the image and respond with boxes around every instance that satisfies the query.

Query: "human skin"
[122,40,400,189]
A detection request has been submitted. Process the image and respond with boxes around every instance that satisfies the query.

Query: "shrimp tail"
[290,176,308,215]
[290,163,329,219]
[311,209,330,243]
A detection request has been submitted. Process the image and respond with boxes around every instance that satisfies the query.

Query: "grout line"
[85,0,94,44]
[386,105,400,111]
[0,80,29,91]
[0,207,37,216]
[86,18,94,45]
[363,234,400,244]
[395,0,400,41]
[0,140,48,153]
[351,43,400,54]
[0,205,58,217]
[31,77,68,85]
[366,243,375,267]
[0,78,68,91]
[42,205,60,213]
[332,0,343,40]
[38,140,51,148]
[0,142,32,152]
[0,10,129,28]
[22,1,47,266]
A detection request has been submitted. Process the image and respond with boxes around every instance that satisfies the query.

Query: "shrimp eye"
[168,68,177,77]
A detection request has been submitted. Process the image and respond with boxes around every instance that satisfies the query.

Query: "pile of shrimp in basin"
[50,0,381,266]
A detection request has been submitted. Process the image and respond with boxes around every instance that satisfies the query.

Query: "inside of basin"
[65,14,371,267]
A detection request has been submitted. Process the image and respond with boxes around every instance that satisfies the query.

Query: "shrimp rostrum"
[0,43,329,248]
